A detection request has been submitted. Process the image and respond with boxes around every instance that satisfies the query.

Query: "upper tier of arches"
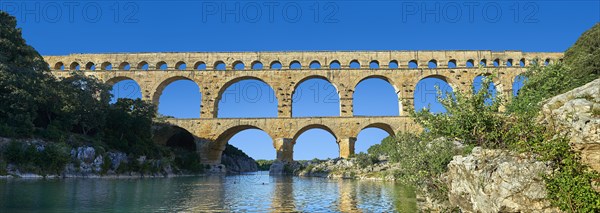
[45,51,563,71]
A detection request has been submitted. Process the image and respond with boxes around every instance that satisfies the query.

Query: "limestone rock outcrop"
[445,147,559,213]
[541,78,600,172]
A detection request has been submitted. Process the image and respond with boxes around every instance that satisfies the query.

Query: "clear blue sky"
[6,0,598,160]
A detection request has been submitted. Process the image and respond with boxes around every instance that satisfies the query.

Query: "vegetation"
[367,23,600,212]
[256,159,274,171]
[0,11,203,175]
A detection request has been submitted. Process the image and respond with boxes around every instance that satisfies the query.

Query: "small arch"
[293,126,339,160]
[544,58,551,66]
[157,61,168,70]
[349,60,360,69]
[369,60,379,69]
[69,62,80,71]
[506,59,513,67]
[165,126,197,152]
[493,58,500,67]
[519,58,526,67]
[118,62,131,71]
[85,62,96,71]
[447,59,457,68]
[270,61,282,69]
[214,61,226,70]
[309,60,321,69]
[355,125,394,154]
[251,61,263,70]
[513,75,527,96]
[175,61,187,70]
[289,61,301,69]
[466,59,475,68]
[428,60,437,69]
[101,62,112,71]
[54,62,65,70]
[137,61,149,70]
[479,59,487,67]
[329,60,341,69]
[408,60,418,69]
[233,61,245,70]
[360,123,395,138]
[388,60,399,69]
[194,61,206,70]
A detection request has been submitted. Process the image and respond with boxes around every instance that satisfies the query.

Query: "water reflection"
[0,173,416,212]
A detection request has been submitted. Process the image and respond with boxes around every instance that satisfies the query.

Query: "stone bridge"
[44,50,563,164]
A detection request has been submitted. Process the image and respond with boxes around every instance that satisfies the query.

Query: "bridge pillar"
[400,97,414,116]
[340,98,353,117]
[338,137,357,158]
[277,95,292,118]
[274,138,294,162]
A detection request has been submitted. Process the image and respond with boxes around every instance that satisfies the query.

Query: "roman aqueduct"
[44,50,563,164]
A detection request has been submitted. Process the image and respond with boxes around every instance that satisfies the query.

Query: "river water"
[0,172,416,212]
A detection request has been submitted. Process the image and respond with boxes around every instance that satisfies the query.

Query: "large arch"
[353,76,401,116]
[413,75,455,113]
[105,76,143,103]
[208,125,277,163]
[291,75,341,117]
[215,76,278,118]
[472,75,499,105]
[292,124,339,160]
[355,123,394,154]
[153,76,201,118]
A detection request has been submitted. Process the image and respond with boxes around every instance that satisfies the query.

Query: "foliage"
[563,23,600,86]
[3,141,70,175]
[173,149,204,173]
[256,159,274,171]
[103,98,158,157]
[410,76,507,148]
[352,152,379,168]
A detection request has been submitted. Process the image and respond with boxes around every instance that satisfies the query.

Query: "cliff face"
[220,144,257,173]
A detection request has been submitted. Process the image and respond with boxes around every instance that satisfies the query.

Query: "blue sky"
[6,0,598,160]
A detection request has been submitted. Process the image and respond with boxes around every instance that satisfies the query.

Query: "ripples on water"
[0,172,416,212]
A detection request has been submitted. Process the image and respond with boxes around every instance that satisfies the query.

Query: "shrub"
[352,152,378,168]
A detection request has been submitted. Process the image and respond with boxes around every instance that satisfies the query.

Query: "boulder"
[541,78,600,172]
[445,147,559,213]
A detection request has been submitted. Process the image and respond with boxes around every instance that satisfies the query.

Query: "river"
[0,172,417,212]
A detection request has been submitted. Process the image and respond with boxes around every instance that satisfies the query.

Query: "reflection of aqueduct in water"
[45,51,563,164]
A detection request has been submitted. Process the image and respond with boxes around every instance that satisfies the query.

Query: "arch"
[355,123,395,154]
[479,59,487,67]
[270,61,282,69]
[214,61,226,70]
[472,75,499,105]
[105,76,142,103]
[448,59,457,68]
[291,75,340,117]
[353,76,400,116]
[175,61,187,70]
[215,76,278,118]
[233,61,245,70]
[329,60,341,69]
[349,60,360,69]
[289,60,301,69]
[227,129,276,161]
[165,126,196,151]
[118,62,130,71]
[493,58,500,67]
[414,75,455,113]
[466,59,475,68]
[157,61,168,70]
[408,60,418,69]
[369,60,379,69]
[309,60,321,69]
[212,125,276,163]
[519,58,526,67]
[388,60,399,69]
[506,59,513,67]
[152,76,201,116]
[194,61,206,70]
[69,62,80,71]
[54,62,65,70]
[428,60,437,69]
[512,75,527,96]
[292,124,338,144]
[251,61,263,70]
[544,58,551,66]
[85,62,96,71]
[137,61,149,70]
[101,62,112,71]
